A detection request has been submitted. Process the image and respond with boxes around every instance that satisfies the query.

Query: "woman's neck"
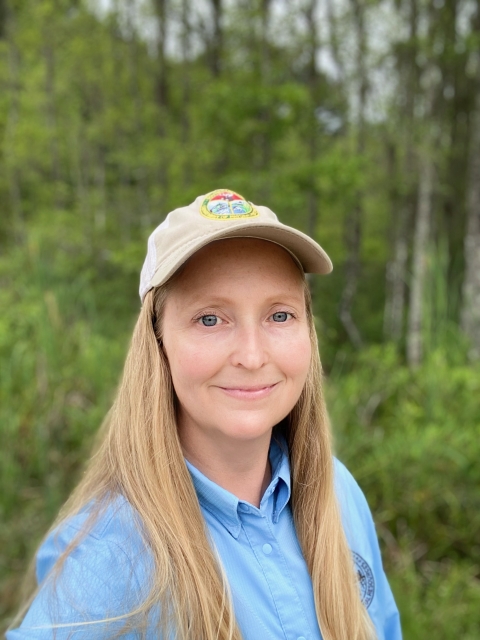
[180,428,272,508]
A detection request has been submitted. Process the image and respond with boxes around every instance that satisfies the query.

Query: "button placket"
[241,512,312,640]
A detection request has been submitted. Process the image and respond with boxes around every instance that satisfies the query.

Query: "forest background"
[1,0,480,636]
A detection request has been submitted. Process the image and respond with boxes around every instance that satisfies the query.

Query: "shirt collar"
[185,437,291,539]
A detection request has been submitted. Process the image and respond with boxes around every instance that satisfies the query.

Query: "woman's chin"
[212,421,276,443]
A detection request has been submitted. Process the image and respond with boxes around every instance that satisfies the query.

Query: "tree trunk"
[304,0,319,242]
[460,1,480,359]
[154,0,168,108]
[210,0,223,77]
[254,0,272,186]
[384,141,410,342]
[181,0,192,189]
[94,148,107,233]
[4,11,23,238]
[259,0,271,176]
[126,0,150,227]
[407,155,434,368]
[152,0,169,210]
[384,0,418,343]
[405,2,438,368]
[461,83,480,357]
[259,0,271,79]
[43,39,61,208]
[340,0,367,349]
[385,224,409,341]
[0,0,6,39]
[325,0,345,81]
[340,205,363,349]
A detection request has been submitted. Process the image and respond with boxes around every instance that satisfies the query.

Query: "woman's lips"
[217,383,279,400]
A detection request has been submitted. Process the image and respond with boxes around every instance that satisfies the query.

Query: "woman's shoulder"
[332,461,402,637]
[55,493,141,542]
[333,457,370,508]
[6,496,152,639]
[36,493,149,587]
[332,457,379,548]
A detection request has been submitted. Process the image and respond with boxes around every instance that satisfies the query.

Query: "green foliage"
[0,220,135,617]
[328,344,480,636]
[390,560,480,639]
[330,344,480,559]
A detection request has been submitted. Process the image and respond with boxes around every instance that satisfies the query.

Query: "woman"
[7,189,401,640]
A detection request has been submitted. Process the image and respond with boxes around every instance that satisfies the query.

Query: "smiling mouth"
[217,383,279,399]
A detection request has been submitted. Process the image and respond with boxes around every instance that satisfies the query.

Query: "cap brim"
[150,221,332,289]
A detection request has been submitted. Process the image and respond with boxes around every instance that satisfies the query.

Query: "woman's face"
[161,238,312,451]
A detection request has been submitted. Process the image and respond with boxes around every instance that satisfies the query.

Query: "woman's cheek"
[173,342,223,386]
[275,330,311,377]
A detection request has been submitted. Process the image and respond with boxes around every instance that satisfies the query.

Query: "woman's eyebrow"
[184,292,305,308]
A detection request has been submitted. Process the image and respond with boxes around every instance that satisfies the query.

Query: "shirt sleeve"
[6,504,151,640]
[334,459,403,640]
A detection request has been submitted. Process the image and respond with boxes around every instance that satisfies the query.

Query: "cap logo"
[201,189,259,220]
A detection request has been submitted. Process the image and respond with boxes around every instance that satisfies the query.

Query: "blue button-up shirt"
[7,442,401,639]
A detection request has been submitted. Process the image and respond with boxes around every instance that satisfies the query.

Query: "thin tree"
[257,0,272,179]
[383,139,410,343]
[154,0,169,108]
[0,0,6,39]
[180,0,193,189]
[406,64,437,368]
[384,0,419,342]
[325,0,345,81]
[3,2,23,238]
[339,0,368,349]
[460,0,480,359]
[42,1,62,209]
[210,0,223,77]
[303,0,320,243]
[125,0,150,227]
[407,149,434,367]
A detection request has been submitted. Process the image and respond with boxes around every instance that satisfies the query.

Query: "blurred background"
[1,0,480,636]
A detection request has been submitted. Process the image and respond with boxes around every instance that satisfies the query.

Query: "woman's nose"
[230,324,268,370]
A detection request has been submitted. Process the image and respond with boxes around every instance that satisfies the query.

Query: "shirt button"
[238,504,250,513]
[262,543,272,555]
[297,637,307,640]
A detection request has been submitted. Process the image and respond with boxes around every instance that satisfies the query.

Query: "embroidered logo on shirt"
[201,189,259,220]
[353,551,375,608]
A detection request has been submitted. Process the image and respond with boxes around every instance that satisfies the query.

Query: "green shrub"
[327,344,480,636]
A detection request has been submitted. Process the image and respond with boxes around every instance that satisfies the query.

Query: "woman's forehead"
[167,238,305,299]
[182,238,302,278]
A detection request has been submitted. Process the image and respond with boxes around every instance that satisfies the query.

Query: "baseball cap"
[139,188,333,301]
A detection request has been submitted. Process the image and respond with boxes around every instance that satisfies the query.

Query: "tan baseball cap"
[139,188,333,301]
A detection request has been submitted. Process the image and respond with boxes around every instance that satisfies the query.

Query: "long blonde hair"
[13,280,374,640]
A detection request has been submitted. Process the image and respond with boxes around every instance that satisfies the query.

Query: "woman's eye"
[271,312,291,323]
[199,315,221,326]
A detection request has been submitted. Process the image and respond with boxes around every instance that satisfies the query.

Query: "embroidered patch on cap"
[353,552,375,609]
[201,189,259,220]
